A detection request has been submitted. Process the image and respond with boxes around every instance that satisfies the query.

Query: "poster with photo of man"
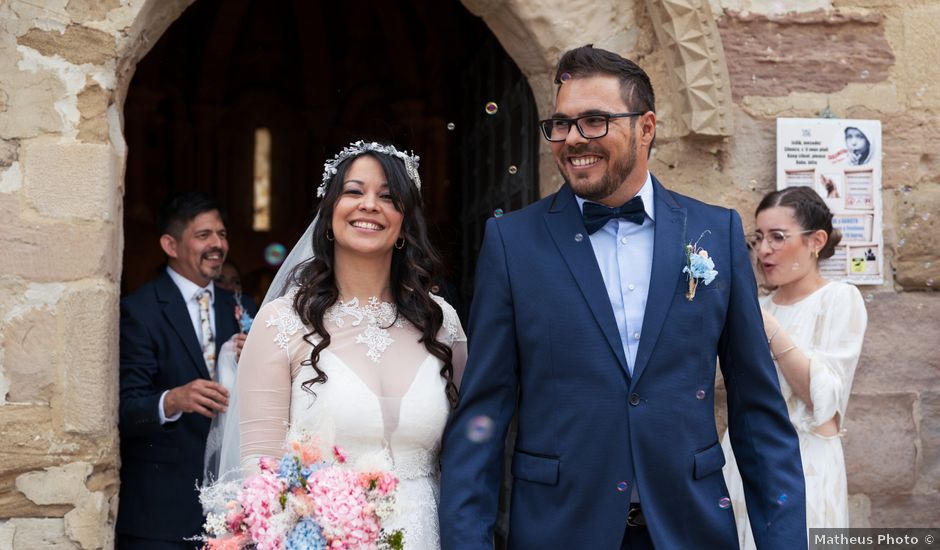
[776,118,883,285]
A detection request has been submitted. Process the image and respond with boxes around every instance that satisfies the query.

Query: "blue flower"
[278,455,304,489]
[684,253,717,285]
[285,517,327,550]
[238,311,253,333]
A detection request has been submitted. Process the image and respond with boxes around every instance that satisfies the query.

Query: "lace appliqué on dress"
[430,294,460,346]
[326,297,405,363]
[266,298,304,350]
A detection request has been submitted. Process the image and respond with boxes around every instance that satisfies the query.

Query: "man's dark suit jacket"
[117,269,239,543]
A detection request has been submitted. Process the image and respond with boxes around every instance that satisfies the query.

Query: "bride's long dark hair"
[290,150,458,406]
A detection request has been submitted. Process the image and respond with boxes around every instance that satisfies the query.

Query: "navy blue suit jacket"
[440,178,806,549]
[117,270,239,542]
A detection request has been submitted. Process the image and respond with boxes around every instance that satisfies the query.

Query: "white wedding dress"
[237,291,467,549]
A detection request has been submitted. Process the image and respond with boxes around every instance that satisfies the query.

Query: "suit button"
[629,393,641,406]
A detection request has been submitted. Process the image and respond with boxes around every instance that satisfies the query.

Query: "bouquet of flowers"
[199,433,404,550]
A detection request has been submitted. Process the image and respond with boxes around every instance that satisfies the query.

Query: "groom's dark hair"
[554,44,656,115]
[158,190,226,239]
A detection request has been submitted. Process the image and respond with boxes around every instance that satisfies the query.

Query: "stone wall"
[0,0,937,547]
[0,1,191,547]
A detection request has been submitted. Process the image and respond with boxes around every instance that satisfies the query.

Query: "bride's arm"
[237,300,294,472]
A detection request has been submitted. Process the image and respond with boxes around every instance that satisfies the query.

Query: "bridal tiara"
[318,140,422,198]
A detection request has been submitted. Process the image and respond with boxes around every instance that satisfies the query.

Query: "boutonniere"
[683,230,718,301]
[233,292,254,334]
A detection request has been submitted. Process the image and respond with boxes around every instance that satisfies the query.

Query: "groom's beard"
[560,133,637,203]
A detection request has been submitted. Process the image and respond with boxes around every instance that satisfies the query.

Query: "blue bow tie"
[582,196,645,234]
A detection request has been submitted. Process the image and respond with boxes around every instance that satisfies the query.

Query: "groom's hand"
[164,379,230,419]
[228,333,247,361]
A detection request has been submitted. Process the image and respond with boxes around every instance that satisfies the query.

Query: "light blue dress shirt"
[574,172,655,375]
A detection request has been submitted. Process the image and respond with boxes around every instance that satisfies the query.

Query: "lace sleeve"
[238,298,301,471]
[431,293,468,387]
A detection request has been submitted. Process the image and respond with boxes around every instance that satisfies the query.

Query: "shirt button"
[628,284,636,291]
[629,393,641,406]
[620,237,629,245]
[633,331,641,340]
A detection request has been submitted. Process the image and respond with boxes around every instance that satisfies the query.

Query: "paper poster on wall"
[776,118,883,285]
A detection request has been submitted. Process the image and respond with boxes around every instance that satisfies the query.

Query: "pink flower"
[239,470,286,550]
[291,438,323,466]
[332,445,348,464]
[308,467,381,547]
[204,533,249,550]
[357,472,399,497]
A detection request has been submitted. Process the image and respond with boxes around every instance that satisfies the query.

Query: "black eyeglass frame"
[538,112,645,142]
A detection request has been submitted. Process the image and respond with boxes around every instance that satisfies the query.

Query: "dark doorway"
[122,0,539,315]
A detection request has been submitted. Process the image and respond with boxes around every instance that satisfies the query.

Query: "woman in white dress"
[721,186,867,548]
[235,141,467,549]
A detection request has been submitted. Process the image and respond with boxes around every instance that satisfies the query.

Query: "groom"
[440,46,806,549]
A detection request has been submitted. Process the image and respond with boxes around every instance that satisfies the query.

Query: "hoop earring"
[326,229,335,241]
[395,237,405,250]
[813,248,819,259]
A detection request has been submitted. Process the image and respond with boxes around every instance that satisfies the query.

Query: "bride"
[227,141,466,548]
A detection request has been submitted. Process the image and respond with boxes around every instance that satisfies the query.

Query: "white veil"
[202,216,318,495]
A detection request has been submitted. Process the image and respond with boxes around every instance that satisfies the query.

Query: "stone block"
[17,25,116,67]
[916,391,940,493]
[3,307,57,404]
[853,292,940,393]
[0,139,18,168]
[75,84,110,144]
[57,281,118,434]
[867,494,940,528]
[0,520,13,549]
[15,462,92,506]
[65,491,110,550]
[22,139,117,221]
[8,518,78,549]
[718,10,894,100]
[848,493,871,528]
[894,187,940,289]
[0,195,120,282]
[833,0,938,7]
[66,0,122,23]
[0,405,118,517]
[0,43,67,140]
[843,393,916,494]
[902,7,940,110]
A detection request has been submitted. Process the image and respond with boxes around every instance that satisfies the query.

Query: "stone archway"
[461,0,734,195]
[0,0,734,546]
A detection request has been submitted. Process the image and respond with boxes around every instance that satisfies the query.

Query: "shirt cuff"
[159,390,183,424]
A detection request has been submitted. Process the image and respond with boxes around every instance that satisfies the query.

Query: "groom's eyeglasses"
[539,112,644,142]
[746,230,815,251]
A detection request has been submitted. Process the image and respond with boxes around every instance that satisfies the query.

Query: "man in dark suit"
[117,192,246,548]
[440,46,806,549]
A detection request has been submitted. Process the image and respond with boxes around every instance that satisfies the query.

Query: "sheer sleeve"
[431,294,468,388]
[805,283,868,429]
[237,298,298,471]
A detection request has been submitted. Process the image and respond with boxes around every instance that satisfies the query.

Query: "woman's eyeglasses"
[746,230,815,250]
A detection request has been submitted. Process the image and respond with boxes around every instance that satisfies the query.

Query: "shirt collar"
[166,266,214,303]
[575,171,656,222]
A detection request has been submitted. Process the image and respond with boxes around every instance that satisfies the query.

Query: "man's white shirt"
[159,266,217,423]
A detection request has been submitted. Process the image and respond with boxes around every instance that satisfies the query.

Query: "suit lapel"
[156,271,211,379]
[214,290,238,354]
[544,184,630,377]
[630,176,687,389]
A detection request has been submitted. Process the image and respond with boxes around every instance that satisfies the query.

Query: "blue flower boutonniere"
[683,231,718,301]
[233,292,254,334]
